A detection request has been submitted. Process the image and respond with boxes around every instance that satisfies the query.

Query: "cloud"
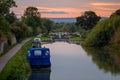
[40,11,69,14]
[91,2,120,6]
[95,7,116,11]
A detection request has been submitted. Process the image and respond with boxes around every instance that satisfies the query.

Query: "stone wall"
[10,32,16,45]
[0,36,8,55]
[0,33,16,55]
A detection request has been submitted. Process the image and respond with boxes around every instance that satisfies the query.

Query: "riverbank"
[0,36,53,80]
[0,38,32,80]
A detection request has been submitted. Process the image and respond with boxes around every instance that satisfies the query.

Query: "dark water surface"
[29,42,120,80]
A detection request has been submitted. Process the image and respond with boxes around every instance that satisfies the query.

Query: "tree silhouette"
[76,11,100,30]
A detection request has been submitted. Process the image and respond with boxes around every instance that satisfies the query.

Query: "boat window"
[34,50,42,56]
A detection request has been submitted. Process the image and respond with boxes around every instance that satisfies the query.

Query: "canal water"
[28,42,120,80]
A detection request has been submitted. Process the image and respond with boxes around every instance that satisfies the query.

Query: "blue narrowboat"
[26,38,51,68]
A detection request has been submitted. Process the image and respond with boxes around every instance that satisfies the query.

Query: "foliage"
[76,11,101,30]
[84,15,120,47]
[5,32,12,45]
[38,36,51,41]
[62,23,77,33]
[109,27,120,49]
[5,11,17,24]
[11,22,32,42]
[0,15,13,47]
[69,24,77,33]
[53,23,77,33]
[0,39,32,80]
[50,22,65,32]
[36,27,42,34]
[0,15,10,32]
[0,0,17,15]
[70,37,82,41]
[110,27,120,44]
[41,18,54,34]
[79,29,90,39]
[22,6,41,35]
[83,47,120,74]
[23,6,40,17]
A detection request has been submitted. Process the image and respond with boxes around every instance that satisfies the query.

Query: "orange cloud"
[91,2,120,6]
[12,4,119,18]
[36,6,84,18]
[90,2,120,17]
[13,6,85,18]
[91,7,116,17]
[97,7,116,11]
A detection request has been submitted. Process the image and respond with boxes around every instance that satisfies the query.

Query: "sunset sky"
[11,0,120,18]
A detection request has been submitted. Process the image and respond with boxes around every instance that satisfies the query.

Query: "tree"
[76,11,101,30]
[0,15,12,45]
[5,11,17,24]
[22,6,41,35]
[0,0,17,16]
[41,18,54,34]
[11,22,33,42]
[84,15,120,47]
[0,15,10,32]
[69,25,77,33]
[61,23,77,33]
[24,6,40,17]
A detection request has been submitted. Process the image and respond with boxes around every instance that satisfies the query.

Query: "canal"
[28,42,120,80]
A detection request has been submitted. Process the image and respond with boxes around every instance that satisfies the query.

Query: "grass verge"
[70,37,83,41]
[0,36,51,80]
[0,39,32,80]
[39,36,51,41]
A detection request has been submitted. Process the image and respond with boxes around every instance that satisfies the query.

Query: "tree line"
[1,0,120,48]
[76,9,120,47]
[0,0,54,44]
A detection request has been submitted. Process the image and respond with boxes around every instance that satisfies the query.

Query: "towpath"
[0,38,31,73]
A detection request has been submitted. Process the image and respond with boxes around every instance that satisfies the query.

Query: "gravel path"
[0,38,31,73]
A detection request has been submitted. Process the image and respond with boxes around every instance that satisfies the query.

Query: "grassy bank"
[70,37,83,41]
[40,36,51,41]
[34,35,51,41]
[84,15,120,47]
[0,39,32,80]
[0,38,29,57]
[0,36,51,80]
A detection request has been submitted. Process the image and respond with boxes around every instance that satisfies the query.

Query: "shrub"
[11,22,33,42]
[108,28,120,50]
[84,15,120,47]
[110,27,120,45]
[0,15,10,32]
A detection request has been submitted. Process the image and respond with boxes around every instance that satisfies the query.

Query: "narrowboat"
[26,38,51,68]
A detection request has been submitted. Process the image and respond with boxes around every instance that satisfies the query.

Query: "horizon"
[11,0,120,18]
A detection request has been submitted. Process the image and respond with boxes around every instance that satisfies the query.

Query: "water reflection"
[28,69,51,80]
[83,47,120,75]
[28,42,120,80]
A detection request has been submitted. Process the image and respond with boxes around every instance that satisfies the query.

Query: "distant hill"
[48,18,76,23]
[18,17,107,23]
[100,17,108,21]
